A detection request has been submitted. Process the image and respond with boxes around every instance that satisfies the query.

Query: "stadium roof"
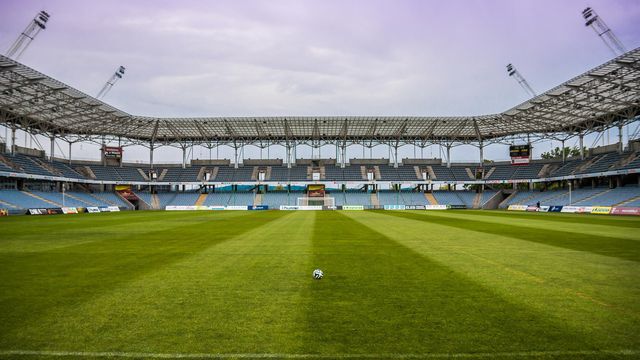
[0,48,639,147]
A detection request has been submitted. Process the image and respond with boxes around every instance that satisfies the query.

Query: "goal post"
[297,197,335,207]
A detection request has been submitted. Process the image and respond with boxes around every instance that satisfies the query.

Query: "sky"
[0,0,639,164]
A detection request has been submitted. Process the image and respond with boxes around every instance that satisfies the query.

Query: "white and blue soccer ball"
[313,269,324,280]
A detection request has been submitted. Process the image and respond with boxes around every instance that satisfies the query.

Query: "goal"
[297,197,335,207]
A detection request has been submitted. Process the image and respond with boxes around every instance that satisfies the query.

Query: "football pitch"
[0,210,639,359]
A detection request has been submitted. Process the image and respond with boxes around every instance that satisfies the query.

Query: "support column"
[561,140,566,163]
[68,142,72,165]
[11,127,16,154]
[579,134,584,160]
[479,142,484,165]
[446,144,451,168]
[182,146,187,169]
[341,145,346,168]
[619,124,624,153]
[234,145,239,169]
[393,145,398,168]
[150,143,155,169]
[50,135,55,162]
[286,145,291,168]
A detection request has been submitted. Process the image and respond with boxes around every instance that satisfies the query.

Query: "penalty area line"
[0,349,639,358]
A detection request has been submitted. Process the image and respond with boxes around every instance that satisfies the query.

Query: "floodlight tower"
[582,7,626,56]
[5,10,51,60]
[506,63,537,98]
[96,66,126,100]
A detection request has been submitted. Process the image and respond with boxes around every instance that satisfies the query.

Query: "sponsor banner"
[611,207,640,216]
[539,206,550,212]
[405,205,426,210]
[384,205,406,210]
[424,205,448,210]
[166,206,197,211]
[28,208,63,215]
[561,206,593,214]
[209,206,226,211]
[86,207,101,213]
[61,207,79,214]
[225,205,249,211]
[248,205,269,210]
[107,206,120,212]
[548,206,563,212]
[448,204,467,209]
[507,205,528,211]
[99,207,111,212]
[526,206,539,212]
[342,205,364,210]
[279,205,323,211]
[0,209,8,217]
[511,156,530,165]
[591,206,612,215]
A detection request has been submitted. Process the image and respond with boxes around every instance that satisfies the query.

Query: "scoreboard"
[103,146,123,159]
[509,144,531,165]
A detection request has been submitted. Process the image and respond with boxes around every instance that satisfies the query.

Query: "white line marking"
[0,349,638,358]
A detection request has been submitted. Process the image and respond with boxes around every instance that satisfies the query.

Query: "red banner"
[117,190,138,201]
[610,207,640,216]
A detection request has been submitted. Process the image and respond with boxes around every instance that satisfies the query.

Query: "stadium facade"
[0,49,639,213]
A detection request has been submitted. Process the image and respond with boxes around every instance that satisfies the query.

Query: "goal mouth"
[297,197,335,207]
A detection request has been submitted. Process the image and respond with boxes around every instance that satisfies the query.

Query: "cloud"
[0,0,638,162]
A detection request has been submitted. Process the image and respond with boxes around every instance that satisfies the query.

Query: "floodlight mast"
[506,63,537,98]
[582,7,626,56]
[96,66,126,100]
[5,10,50,61]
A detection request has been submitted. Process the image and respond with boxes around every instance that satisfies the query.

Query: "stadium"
[0,1,639,359]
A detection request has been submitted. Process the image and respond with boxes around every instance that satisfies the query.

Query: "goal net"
[297,197,335,207]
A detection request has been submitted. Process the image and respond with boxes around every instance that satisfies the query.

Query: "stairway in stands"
[195,193,208,206]
[617,195,640,206]
[424,193,438,205]
[472,193,482,209]
[0,199,17,209]
[65,193,97,206]
[88,193,117,206]
[576,188,611,205]
[370,193,380,207]
[22,191,60,207]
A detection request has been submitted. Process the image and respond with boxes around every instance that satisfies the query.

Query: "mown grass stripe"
[379,210,640,262]
[300,211,594,354]
[463,210,640,228]
[428,210,640,241]
[0,211,289,347]
[1,349,638,358]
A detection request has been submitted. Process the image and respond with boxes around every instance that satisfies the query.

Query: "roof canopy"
[1,48,639,147]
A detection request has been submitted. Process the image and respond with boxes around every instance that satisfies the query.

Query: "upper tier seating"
[2,150,640,184]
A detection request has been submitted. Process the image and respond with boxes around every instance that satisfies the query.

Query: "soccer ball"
[313,269,324,279]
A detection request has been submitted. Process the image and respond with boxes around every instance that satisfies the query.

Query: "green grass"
[0,210,639,359]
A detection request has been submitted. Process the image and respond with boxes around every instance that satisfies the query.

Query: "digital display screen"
[509,145,530,158]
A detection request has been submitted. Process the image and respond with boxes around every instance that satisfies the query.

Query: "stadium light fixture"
[506,63,536,98]
[96,66,126,100]
[582,7,626,56]
[5,10,51,61]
